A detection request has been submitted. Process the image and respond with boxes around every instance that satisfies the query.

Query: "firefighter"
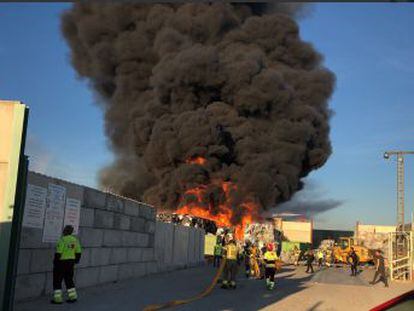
[213,242,223,268]
[317,250,324,269]
[243,241,252,278]
[348,247,359,276]
[370,250,389,287]
[293,246,300,266]
[330,249,336,266]
[258,243,266,280]
[305,250,315,273]
[325,249,331,267]
[263,243,278,290]
[221,239,239,289]
[250,243,261,279]
[51,225,82,304]
[298,249,306,264]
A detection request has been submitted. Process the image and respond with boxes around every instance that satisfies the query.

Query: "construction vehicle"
[333,236,373,263]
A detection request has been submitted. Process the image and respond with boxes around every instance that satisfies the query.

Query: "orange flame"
[176,178,259,241]
[185,156,207,166]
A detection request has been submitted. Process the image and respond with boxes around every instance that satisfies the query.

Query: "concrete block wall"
[15,172,205,301]
[154,222,205,273]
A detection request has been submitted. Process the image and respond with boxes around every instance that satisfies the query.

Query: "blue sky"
[1,3,413,230]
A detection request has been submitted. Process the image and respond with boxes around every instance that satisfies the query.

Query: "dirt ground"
[15,264,414,311]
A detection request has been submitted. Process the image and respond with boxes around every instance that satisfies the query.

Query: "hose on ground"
[142,258,227,311]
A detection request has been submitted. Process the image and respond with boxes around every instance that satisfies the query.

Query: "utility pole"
[383,151,414,231]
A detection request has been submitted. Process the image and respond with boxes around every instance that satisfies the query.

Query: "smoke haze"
[274,198,343,219]
[61,3,335,223]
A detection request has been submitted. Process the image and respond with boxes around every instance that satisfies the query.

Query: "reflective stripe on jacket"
[225,244,238,260]
[214,244,223,256]
[264,251,278,268]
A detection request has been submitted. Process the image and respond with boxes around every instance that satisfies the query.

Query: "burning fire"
[185,156,207,166]
[178,156,259,241]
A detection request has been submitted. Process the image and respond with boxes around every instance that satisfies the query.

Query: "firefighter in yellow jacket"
[263,243,278,290]
[250,244,261,279]
[221,239,239,289]
[51,225,82,304]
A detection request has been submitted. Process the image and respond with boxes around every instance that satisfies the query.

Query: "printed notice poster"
[63,198,81,234]
[47,183,66,211]
[42,208,64,243]
[22,184,47,229]
[42,183,67,243]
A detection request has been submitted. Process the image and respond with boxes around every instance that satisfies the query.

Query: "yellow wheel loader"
[333,237,373,264]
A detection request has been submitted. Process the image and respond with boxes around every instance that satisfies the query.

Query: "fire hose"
[142,258,227,311]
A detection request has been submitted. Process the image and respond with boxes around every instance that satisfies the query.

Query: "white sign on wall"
[47,183,66,211]
[42,183,66,243]
[42,208,65,243]
[22,184,47,229]
[63,198,81,235]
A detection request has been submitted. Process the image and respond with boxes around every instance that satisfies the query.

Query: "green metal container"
[282,241,311,252]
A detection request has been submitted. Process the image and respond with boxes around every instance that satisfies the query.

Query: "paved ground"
[15,264,414,311]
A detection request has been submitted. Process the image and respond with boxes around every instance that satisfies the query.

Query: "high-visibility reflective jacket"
[56,235,82,261]
[264,251,278,268]
[214,244,223,256]
[224,244,238,260]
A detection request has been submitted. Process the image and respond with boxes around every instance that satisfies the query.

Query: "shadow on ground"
[167,265,314,311]
[17,264,378,311]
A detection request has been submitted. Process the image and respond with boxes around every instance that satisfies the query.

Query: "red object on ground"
[370,289,414,311]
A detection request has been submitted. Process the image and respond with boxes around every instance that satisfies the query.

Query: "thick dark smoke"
[262,179,343,219]
[271,198,343,219]
[62,3,335,223]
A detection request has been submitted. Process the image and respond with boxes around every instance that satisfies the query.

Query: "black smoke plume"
[271,198,343,219]
[61,3,335,223]
[265,179,343,219]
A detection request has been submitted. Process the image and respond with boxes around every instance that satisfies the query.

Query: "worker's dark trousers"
[351,263,358,276]
[244,256,251,277]
[306,262,314,273]
[245,263,250,277]
[265,267,276,282]
[318,258,323,267]
[223,260,238,282]
[213,255,221,267]
[53,260,75,290]
[372,269,389,287]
